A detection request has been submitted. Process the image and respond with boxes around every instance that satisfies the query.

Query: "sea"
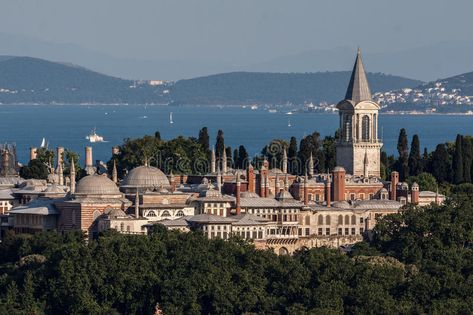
[1,104,473,164]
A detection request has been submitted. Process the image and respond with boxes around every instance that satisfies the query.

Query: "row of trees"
[383,129,473,187]
[3,189,473,313]
[112,127,338,177]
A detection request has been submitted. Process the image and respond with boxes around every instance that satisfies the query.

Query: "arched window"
[318,214,324,225]
[344,115,352,142]
[338,215,343,225]
[305,215,310,225]
[362,115,370,141]
[120,223,124,231]
[162,210,171,218]
[278,247,289,255]
[345,215,350,225]
[351,215,356,225]
[93,210,101,221]
[326,215,331,225]
[176,210,185,217]
[147,210,156,217]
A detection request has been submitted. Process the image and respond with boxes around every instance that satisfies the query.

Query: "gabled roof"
[345,48,372,103]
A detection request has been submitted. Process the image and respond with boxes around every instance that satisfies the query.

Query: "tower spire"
[345,48,372,103]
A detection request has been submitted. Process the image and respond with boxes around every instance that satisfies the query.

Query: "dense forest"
[2,189,473,314]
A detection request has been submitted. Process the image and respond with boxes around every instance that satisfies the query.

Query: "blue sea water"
[1,104,472,164]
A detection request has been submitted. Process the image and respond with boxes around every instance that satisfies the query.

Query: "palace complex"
[0,50,445,254]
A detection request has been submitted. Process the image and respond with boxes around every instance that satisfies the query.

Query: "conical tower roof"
[345,48,372,103]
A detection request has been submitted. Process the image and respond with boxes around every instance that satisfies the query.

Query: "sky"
[1,0,473,80]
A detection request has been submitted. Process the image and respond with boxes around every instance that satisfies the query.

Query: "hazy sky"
[1,0,472,80]
[2,0,471,61]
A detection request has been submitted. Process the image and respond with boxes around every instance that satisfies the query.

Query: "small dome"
[332,200,352,209]
[380,188,388,193]
[412,182,419,188]
[122,166,170,189]
[104,207,127,218]
[76,175,120,195]
[43,184,66,193]
[240,191,260,198]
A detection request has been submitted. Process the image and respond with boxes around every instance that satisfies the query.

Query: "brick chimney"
[326,175,332,207]
[391,171,399,201]
[247,164,255,193]
[332,166,346,201]
[236,173,241,215]
[411,182,419,204]
[303,173,309,206]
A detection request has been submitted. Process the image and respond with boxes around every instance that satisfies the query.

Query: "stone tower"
[336,49,383,177]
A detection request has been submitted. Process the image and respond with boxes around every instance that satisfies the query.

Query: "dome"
[240,191,260,198]
[269,168,284,174]
[76,175,120,196]
[104,207,127,218]
[43,184,66,194]
[122,166,170,189]
[332,200,352,209]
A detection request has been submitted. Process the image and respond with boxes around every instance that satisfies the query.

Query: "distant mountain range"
[3,33,473,81]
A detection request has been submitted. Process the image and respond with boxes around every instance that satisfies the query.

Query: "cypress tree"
[288,137,298,174]
[215,130,225,161]
[462,136,473,183]
[225,146,232,168]
[408,134,422,176]
[431,143,451,183]
[396,128,409,180]
[198,127,210,152]
[238,145,249,169]
[233,148,239,169]
[453,134,464,184]
[422,147,430,173]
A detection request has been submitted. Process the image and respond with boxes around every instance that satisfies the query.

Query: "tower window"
[362,115,370,141]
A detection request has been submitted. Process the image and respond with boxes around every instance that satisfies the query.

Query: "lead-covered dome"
[76,174,120,196]
[122,166,170,189]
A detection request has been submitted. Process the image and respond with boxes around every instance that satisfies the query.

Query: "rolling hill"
[0,56,423,105]
[170,71,423,105]
[0,56,167,104]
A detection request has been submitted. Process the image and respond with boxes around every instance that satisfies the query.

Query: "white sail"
[170,112,174,124]
[40,137,46,148]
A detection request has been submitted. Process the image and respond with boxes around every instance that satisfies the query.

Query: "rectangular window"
[345,228,349,235]
[305,228,310,236]
[351,228,355,235]
[360,228,364,234]
[298,228,302,235]
[258,231,263,239]
[326,228,330,235]
[338,228,342,235]
[350,194,355,200]
[360,217,364,224]
[318,228,323,235]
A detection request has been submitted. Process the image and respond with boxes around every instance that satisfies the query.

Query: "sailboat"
[169,112,174,124]
[40,137,47,148]
[287,119,292,127]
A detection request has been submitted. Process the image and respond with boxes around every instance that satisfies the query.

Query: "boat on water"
[86,128,105,143]
[288,119,292,127]
[250,105,258,110]
[170,112,174,124]
[286,111,293,115]
[268,109,277,113]
[40,137,48,148]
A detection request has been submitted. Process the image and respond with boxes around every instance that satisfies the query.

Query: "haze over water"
[1,105,472,164]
